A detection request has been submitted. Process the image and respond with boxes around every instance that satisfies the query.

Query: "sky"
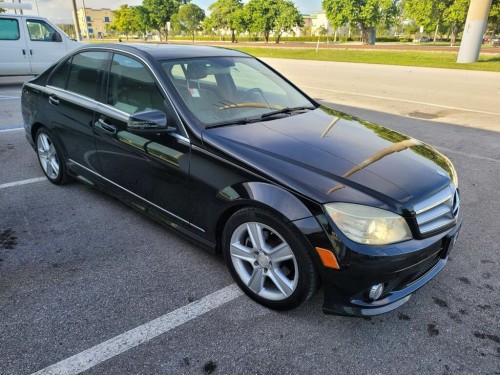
[9,0,323,24]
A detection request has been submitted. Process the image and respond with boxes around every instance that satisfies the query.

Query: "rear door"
[44,50,109,174]
[0,17,31,75]
[25,18,67,74]
[93,52,192,226]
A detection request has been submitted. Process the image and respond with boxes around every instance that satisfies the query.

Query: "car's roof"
[0,14,47,19]
[86,43,250,60]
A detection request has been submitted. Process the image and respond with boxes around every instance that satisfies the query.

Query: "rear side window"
[48,58,71,89]
[0,19,20,40]
[66,51,108,100]
[26,19,61,42]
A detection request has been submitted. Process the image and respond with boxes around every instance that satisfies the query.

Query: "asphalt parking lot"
[1,75,499,375]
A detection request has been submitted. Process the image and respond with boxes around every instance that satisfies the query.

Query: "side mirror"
[52,32,62,42]
[127,110,171,132]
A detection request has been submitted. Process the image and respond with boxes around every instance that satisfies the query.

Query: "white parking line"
[31,284,243,375]
[0,96,20,100]
[0,125,24,132]
[0,177,46,189]
[303,85,500,117]
[438,146,499,163]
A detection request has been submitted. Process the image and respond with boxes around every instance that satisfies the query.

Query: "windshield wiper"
[205,106,315,129]
[205,117,261,129]
[260,106,315,119]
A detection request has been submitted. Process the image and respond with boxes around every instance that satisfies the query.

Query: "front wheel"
[222,207,319,310]
[35,128,70,185]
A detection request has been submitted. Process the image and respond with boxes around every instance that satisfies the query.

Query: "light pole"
[82,0,89,40]
[71,0,82,41]
[457,0,493,63]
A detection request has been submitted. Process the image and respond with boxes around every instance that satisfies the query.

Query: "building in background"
[77,8,114,38]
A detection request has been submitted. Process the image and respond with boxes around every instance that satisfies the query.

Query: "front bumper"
[320,220,462,316]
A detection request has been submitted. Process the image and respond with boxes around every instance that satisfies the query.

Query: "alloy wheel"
[37,132,60,180]
[229,221,299,301]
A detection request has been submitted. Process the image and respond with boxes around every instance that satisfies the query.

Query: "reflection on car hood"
[203,107,455,208]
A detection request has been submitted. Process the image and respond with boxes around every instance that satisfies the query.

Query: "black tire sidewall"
[222,207,318,310]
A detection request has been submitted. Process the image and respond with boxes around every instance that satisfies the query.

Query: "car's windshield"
[160,57,315,126]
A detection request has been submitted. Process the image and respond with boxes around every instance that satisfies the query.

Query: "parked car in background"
[492,36,500,47]
[21,44,461,316]
[0,14,84,76]
[413,36,430,43]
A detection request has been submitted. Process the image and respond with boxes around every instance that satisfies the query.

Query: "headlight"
[324,203,412,245]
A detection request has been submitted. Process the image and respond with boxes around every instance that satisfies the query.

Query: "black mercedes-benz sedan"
[21,44,461,316]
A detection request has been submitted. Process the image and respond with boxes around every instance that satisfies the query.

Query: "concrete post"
[457,0,492,63]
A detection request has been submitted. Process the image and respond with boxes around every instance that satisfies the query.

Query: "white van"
[0,14,85,76]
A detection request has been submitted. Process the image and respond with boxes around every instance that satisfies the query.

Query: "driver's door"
[93,53,191,225]
[25,18,67,74]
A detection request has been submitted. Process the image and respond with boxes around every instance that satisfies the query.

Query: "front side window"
[0,19,20,40]
[66,51,108,100]
[161,57,314,126]
[107,54,166,115]
[26,19,61,42]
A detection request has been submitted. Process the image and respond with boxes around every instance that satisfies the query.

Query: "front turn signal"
[315,247,340,269]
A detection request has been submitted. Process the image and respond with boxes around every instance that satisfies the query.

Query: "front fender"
[217,181,342,282]
[218,181,313,222]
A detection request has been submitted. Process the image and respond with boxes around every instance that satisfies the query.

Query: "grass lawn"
[225,47,500,72]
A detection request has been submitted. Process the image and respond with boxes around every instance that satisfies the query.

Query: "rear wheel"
[223,207,319,310]
[35,128,70,185]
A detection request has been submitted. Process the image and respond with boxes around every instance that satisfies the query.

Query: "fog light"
[369,283,384,301]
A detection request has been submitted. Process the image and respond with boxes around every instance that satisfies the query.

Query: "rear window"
[66,51,109,100]
[0,19,20,40]
[48,58,71,89]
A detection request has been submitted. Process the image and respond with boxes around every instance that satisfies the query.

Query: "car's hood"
[202,107,456,208]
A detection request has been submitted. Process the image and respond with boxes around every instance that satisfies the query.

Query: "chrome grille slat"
[415,185,459,235]
[417,204,453,225]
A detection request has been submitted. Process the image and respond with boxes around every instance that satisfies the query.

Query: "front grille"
[414,185,459,234]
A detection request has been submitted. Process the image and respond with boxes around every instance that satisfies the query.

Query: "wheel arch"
[31,123,70,160]
[214,181,315,253]
[30,122,45,143]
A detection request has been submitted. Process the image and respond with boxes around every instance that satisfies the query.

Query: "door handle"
[48,95,60,106]
[95,118,117,134]
[22,49,26,56]
[30,49,33,56]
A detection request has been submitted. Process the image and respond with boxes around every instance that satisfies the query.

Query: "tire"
[222,207,319,310]
[35,128,70,185]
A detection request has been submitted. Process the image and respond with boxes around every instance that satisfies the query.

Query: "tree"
[143,0,190,41]
[405,0,448,44]
[273,0,303,43]
[111,5,135,40]
[443,0,470,46]
[172,3,205,42]
[208,0,244,43]
[133,6,151,39]
[486,0,500,36]
[322,0,400,45]
[244,0,303,43]
[0,0,6,14]
[244,0,279,42]
[201,16,216,36]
